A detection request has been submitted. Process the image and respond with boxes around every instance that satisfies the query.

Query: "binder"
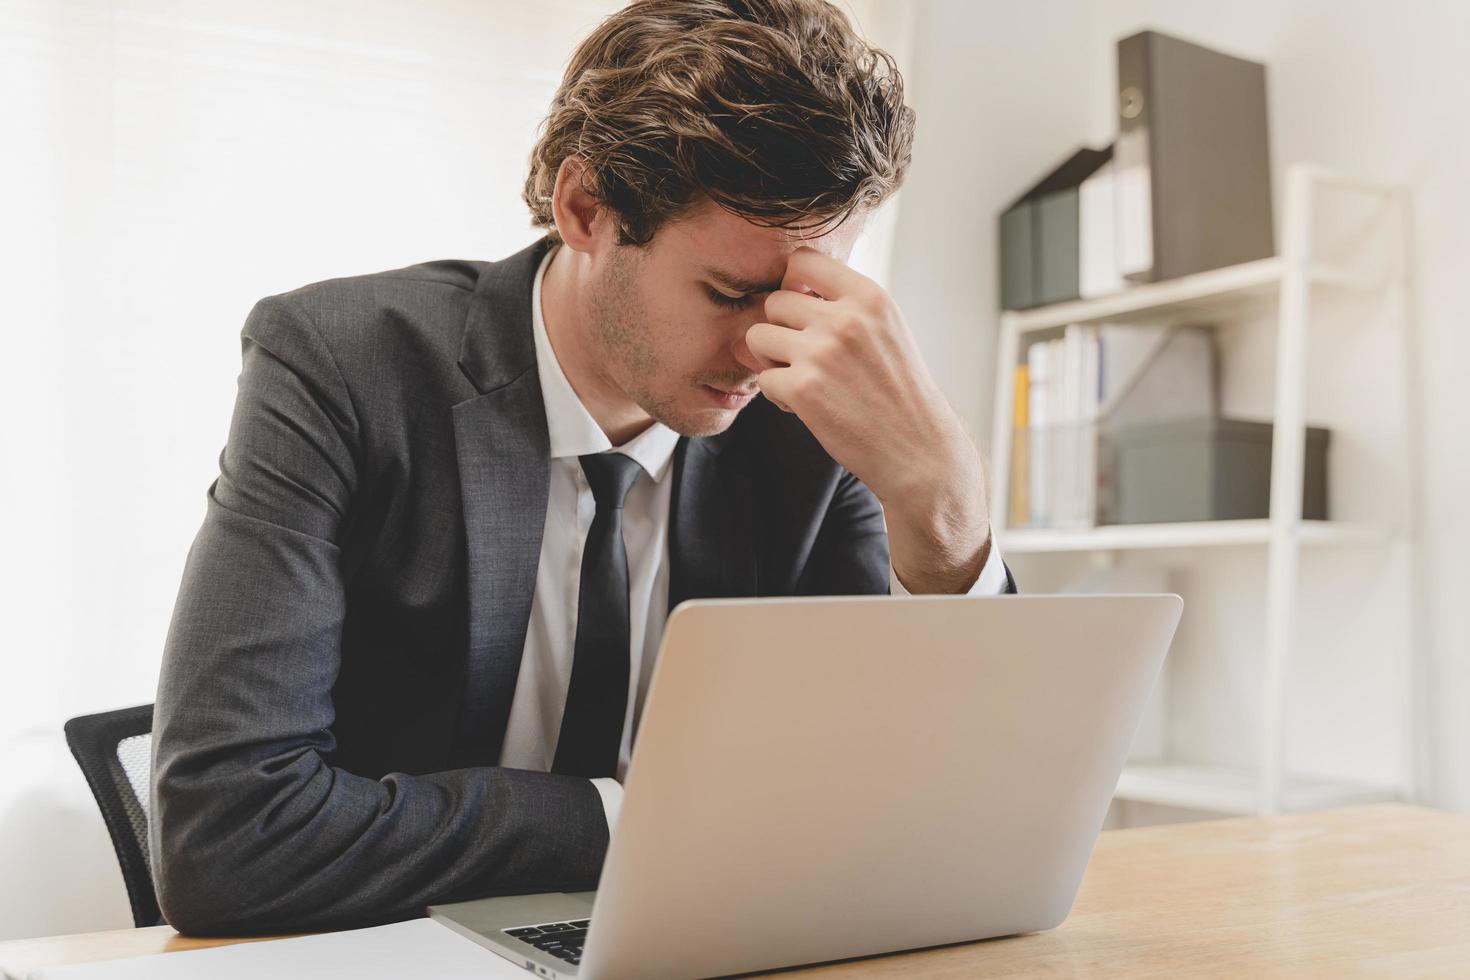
[1078,151,1124,299]
[999,147,1112,310]
[999,203,1035,311]
[1036,189,1080,306]
[1115,30,1275,282]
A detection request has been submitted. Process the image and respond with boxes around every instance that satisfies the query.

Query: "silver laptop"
[429,593,1182,979]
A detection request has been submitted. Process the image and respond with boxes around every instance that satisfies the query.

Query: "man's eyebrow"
[702,266,783,294]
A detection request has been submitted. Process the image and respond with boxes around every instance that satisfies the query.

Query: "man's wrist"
[879,425,992,594]
[890,522,991,594]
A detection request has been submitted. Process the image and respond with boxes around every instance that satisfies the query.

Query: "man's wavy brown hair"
[523,0,915,246]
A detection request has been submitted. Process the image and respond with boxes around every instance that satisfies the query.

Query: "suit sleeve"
[794,469,1017,596]
[150,294,607,937]
[791,470,892,595]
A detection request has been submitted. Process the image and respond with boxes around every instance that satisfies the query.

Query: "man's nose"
[729,329,764,376]
[731,328,765,376]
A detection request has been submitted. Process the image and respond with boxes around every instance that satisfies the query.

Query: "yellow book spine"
[1010,364,1029,527]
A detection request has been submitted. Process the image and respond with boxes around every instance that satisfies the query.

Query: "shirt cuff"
[889,534,1008,596]
[590,777,625,836]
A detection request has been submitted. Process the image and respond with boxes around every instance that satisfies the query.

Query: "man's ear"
[551,155,608,254]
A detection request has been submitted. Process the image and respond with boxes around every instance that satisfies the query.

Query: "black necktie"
[552,451,644,778]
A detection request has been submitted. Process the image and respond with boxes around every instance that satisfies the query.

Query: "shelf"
[1115,762,1400,816]
[1001,519,1391,553]
[989,165,1417,822]
[1000,256,1368,334]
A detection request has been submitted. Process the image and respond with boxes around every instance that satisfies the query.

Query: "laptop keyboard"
[505,919,592,966]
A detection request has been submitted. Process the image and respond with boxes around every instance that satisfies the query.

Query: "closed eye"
[705,285,759,310]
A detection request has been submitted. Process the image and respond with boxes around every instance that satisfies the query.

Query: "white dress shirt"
[496,245,1010,834]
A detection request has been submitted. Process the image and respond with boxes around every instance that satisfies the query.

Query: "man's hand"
[745,247,992,594]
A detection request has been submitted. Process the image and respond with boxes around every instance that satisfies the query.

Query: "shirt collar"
[530,244,680,483]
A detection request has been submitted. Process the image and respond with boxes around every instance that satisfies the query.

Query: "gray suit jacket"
[150,237,1015,936]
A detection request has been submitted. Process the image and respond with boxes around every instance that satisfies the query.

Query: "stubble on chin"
[629,371,739,440]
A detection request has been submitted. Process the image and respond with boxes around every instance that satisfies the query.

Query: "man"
[150,0,1014,937]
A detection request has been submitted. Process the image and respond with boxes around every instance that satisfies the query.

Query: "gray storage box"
[1112,417,1329,524]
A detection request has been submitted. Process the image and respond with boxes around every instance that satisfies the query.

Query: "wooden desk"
[3,804,1466,978]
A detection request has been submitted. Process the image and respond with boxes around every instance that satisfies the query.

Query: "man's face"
[582,201,865,438]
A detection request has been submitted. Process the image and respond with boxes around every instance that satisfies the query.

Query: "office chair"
[63,703,164,928]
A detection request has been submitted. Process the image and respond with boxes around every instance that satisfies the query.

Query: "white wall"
[891,0,1469,809]
[0,0,628,940]
[887,0,1093,450]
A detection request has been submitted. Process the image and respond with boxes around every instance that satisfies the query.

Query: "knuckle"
[819,334,846,366]
[832,312,866,346]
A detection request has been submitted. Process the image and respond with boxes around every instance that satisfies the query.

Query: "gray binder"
[999,146,1112,309]
[999,203,1035,311]
[1115,30,1275,282]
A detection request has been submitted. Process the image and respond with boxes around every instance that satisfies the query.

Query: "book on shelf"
[1010,362,1030,528]
[1028,326,1102,529]
[1025,340,1050,526]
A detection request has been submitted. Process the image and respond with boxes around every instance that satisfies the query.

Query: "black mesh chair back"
[64,703,163,927]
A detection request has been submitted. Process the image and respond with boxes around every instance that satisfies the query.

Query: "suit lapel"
[451,238,553,763]
[668,432,759,611]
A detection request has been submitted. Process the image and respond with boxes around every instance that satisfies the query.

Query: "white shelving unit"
[988,163,1420,817]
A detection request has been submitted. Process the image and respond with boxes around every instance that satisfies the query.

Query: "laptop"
[428,593,1182,979]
